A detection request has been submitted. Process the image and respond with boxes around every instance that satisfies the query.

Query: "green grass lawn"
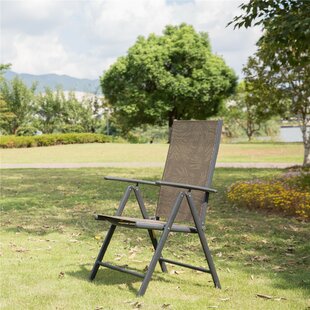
[0,142,303,164]
[1,168,309,309]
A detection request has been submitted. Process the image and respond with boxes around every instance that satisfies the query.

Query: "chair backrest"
[156,120,222,223]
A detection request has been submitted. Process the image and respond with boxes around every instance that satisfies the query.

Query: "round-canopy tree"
[101,24,237,135]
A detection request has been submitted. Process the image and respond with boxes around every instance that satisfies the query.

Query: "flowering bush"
[227,173,310,220]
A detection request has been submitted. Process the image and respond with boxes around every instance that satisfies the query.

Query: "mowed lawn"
[0,142,303,164]
[1,167,309,309]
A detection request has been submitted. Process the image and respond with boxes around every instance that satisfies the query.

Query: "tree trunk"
[168,108,177,143]
[301,122,310,167]
[304,143,310,167]
[12,123,18,135]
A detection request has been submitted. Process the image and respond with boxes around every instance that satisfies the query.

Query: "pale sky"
[0,0,261,80]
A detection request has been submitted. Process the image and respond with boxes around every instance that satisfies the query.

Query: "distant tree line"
[0,65,107,136]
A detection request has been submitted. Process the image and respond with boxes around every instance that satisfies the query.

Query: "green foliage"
[229,0,309,69]
[0,63,11,74]
[36,87,66,133]
[228,172,310,220]
[244,54,309,165]
[58,124,85,133]
[101,23,237,133]
[0,76,37,134]
[229,0,310,166]
[15,125,38,136]
[36,88,105,134]
[0,133,111,148]
[0,94,16,134]
[0,72,107,136]
[258,118,280,138]
[222,78,280,141]
[127,125,169,143]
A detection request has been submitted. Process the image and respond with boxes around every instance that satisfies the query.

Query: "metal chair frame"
[89,120,222,296]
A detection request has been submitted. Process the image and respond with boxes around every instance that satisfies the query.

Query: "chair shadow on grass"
[67,263,206,295]
[68,264,164,295]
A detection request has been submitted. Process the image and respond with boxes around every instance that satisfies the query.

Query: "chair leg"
[186,193,221,289]
[89,224,116,281]
[90,186,133,281]
[133,187,168,273]
[138,226,170,296]
[196,227,221,288]
[147,229,168,273]
[138,192,185,296]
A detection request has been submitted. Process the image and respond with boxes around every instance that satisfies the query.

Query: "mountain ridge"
[4,71,101,94]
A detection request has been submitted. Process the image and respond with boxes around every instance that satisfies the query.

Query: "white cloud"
[10,34,67,73]
[1,0,73,35]
[1,0,261,79]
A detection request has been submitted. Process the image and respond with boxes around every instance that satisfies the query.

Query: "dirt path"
[0,162,297,169]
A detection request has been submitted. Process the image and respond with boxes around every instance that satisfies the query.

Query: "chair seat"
[95,214,198,233]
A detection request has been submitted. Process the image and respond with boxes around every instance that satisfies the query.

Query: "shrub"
[227,173,310,220]
[129,125,169,143]
[0,133,112,148]
[58,124,85,133]
[0,135,37,148]
[15,126,39,136]
[35,135,57,147]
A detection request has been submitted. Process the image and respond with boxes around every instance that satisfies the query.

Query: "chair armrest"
[104,176,158,186]
[155,180,217,193]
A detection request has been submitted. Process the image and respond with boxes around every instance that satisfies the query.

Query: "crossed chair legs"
[89,185,221,296]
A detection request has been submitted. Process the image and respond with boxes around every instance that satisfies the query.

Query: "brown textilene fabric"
[156,120,221,222]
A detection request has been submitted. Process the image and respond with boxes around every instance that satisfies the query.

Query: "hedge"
[0,133,116,148]
[227,173,310,220]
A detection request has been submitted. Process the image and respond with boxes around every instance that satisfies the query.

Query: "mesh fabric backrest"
[156,120,222,222]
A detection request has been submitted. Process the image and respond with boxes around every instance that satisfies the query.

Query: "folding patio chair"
[89,120,222,296]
